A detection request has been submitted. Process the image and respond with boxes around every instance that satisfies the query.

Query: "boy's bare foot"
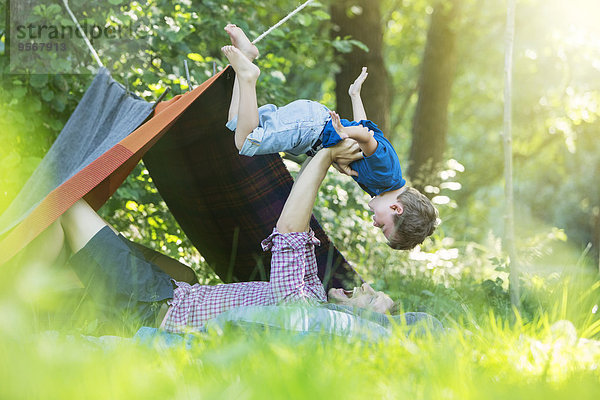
[224,24,259,61]
[221,45,260,81]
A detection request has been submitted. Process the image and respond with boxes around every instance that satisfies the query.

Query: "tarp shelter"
[0,66,359,288]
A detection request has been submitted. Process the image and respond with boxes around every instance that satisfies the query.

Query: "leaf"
[331,38,352,53]
[0,152,21,169]
[312,10,330,21]
[348,39,369,52]
[126,200,138,211]
[53,75,68,92]
[11,87,27,100]
[29,74,48,88]
[52,93,66,112]
[187,53,204,62]
[41,88,54,102]
[297,14,312,27]
[28,97,42,112]
[46,4,62,15]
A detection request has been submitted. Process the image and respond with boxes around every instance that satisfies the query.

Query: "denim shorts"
[226,100,331,156]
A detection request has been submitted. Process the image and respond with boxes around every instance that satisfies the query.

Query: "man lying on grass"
[23,139,436,334]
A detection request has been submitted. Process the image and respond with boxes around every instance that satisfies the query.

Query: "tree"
[408,0,460,190]
[502,0,521,308]
[330,0,391,133]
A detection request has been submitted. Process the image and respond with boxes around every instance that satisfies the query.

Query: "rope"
[61,0,104,68]
[252,0,315,44]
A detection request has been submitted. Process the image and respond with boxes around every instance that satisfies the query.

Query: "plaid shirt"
[162,228,327,333]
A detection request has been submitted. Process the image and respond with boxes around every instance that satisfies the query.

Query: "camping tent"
[0,67,359,288]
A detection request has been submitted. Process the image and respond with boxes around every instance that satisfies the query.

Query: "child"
[222,24,437,250]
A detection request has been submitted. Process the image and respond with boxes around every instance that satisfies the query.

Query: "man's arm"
[276,140,362,233]
[290,155,312,190]
[349,67,368,121]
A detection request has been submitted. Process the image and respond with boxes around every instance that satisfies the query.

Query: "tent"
[0,66,360,288]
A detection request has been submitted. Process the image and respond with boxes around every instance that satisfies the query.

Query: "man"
[22,139,396,333]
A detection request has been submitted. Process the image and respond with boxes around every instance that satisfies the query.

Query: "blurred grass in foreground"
[1,311,599,399]
[0,259,599,400]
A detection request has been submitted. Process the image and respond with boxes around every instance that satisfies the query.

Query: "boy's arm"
[329,111,378,157]
[276,140,362,233]
[349,67,368,121]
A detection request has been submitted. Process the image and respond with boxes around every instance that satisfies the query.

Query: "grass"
[1,313,599,399]
[1,262,599,400]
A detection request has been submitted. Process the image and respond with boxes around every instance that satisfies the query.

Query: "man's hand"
[327,138,362,177]
[348,67,368,98]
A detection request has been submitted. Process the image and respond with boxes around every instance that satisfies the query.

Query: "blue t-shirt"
[321,118,406,197]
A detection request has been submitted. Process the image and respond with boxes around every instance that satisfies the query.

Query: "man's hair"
[387,187,438,250]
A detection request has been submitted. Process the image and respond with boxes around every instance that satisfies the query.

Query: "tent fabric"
[0,68,224,264]
[0,68,153,237]
[0,66,360,289]
[144,67,359,289]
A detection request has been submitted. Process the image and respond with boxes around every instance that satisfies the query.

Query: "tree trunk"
[503,0,521,310]
[408,0,460,191]
[330,0,390,134]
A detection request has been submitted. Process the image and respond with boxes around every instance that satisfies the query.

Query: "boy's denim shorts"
[226,100,331,156]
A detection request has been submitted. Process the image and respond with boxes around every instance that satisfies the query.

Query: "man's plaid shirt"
[162,228,327,333]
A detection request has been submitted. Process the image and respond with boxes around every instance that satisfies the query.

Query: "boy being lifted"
[222,24,437,250]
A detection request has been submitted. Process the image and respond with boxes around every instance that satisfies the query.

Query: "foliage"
[435,0,600,264]
[1,2,600,393]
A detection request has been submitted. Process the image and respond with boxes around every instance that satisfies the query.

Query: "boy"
[222,24,437,250]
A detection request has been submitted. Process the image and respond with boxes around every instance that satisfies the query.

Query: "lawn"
[1,268,599,400]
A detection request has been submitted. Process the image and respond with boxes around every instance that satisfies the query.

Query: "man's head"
[368,186,438,250]
[327,283,394,313]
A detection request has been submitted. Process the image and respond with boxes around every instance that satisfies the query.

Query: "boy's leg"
[224,24,259,123]
[221,45,260,150]
[228,78,241,123]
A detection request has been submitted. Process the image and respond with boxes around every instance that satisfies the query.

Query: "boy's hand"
[348,67,368,98]
[329,110,349,139]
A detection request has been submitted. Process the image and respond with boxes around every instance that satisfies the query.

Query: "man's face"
[368,191,404,240]
[328,283,394,314]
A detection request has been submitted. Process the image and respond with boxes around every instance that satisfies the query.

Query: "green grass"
[1,264,599,400]
[1,313,599,399]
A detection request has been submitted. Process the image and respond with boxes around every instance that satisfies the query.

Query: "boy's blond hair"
[387,187,438,250]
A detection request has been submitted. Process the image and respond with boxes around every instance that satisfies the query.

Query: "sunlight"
[543,0,600,59]
[551,0,600,33]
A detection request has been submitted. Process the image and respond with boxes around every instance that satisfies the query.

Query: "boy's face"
[368,191,404,240]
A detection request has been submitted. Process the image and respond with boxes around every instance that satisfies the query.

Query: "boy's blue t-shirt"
[321,118,406,197]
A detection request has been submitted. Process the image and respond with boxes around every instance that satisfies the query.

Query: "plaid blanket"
[144,67,360,289]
